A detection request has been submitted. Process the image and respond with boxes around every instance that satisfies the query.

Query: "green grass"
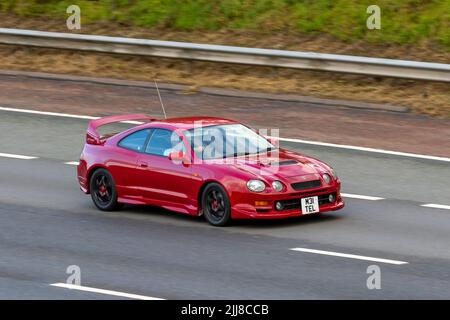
[1,0,449,48]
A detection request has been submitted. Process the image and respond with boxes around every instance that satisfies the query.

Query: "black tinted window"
[118,129,150,152]
[146,129,185,156]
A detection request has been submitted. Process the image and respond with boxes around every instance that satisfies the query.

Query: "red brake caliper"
[99,184,107,196]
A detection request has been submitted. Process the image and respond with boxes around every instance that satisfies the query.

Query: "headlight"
[322,173,331,184]
[247,180,266,192]
[272,180,284,192]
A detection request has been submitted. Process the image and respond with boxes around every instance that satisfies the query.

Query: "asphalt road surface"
[0,108,450,300]
[1,70,449,157]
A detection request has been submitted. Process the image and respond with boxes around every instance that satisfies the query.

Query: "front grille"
[277,198,300,211]
[291,179,321,191]
[276,193,336,211]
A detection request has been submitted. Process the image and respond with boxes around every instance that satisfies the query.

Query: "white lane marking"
[290,248,408,265]
[50,283,164,300]
[0,152,38,160]
[421,203,450,210]
[0,107,145,125]
[272,136,450,163]
[0,106,98,120]
[65,161,79,166]
[341,193,384,201]
[1,106,449,163]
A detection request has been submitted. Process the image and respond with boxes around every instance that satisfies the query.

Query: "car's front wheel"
[90,168,120,211]
[202,183,231,226]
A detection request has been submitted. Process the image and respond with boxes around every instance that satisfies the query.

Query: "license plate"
[301,196,319,214]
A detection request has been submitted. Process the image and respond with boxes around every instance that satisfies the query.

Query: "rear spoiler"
[86,114,156,145]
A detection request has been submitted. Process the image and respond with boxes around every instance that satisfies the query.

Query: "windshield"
[184,124,276,160]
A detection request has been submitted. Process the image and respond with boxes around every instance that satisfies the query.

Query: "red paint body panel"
[78,116,344,220]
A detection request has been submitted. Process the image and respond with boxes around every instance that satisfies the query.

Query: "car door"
[137,128,196,211]
[110,128,152,201]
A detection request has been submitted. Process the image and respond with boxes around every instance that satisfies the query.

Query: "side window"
[118,129,151,152]
[145,129,185,157]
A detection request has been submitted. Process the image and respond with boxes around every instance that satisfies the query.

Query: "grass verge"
[1,0,449,50]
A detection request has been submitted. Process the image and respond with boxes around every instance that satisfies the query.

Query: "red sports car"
[77,114,344,226]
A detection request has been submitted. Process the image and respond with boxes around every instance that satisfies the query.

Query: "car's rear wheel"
[202,183,231,226]
[90,168,120,211]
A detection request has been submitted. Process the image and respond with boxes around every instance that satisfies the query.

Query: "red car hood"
[230,149,327,180]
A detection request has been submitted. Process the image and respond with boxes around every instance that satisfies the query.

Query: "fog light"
[275,202,284,211]
[328,194,335,203]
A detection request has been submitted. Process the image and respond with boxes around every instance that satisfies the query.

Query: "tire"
[90,168,120,211]
[202,183,231,226]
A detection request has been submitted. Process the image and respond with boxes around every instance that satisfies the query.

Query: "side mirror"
[168,151,190,165]
[168,151,184,161]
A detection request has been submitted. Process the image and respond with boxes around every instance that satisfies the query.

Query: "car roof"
[138,116,239,131]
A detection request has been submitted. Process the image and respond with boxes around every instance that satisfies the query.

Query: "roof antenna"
[154,79,167,119]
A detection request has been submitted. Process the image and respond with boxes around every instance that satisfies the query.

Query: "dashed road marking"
[0,152,38,160]
[421,203,450,210]
[290,248,408,265]
[50,283,164,300]
[341,193,384,201]
[65,161,80,166]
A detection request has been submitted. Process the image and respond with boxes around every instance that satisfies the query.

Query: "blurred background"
[0,0,448,118]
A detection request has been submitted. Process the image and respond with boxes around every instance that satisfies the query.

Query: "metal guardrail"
[0,28,449,82]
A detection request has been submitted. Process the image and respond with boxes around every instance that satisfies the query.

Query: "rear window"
[118,129,151,152]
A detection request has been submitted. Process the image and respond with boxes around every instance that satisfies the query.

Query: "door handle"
[138,162,148,168]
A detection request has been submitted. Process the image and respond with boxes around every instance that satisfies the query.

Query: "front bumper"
[230,187,344,219]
